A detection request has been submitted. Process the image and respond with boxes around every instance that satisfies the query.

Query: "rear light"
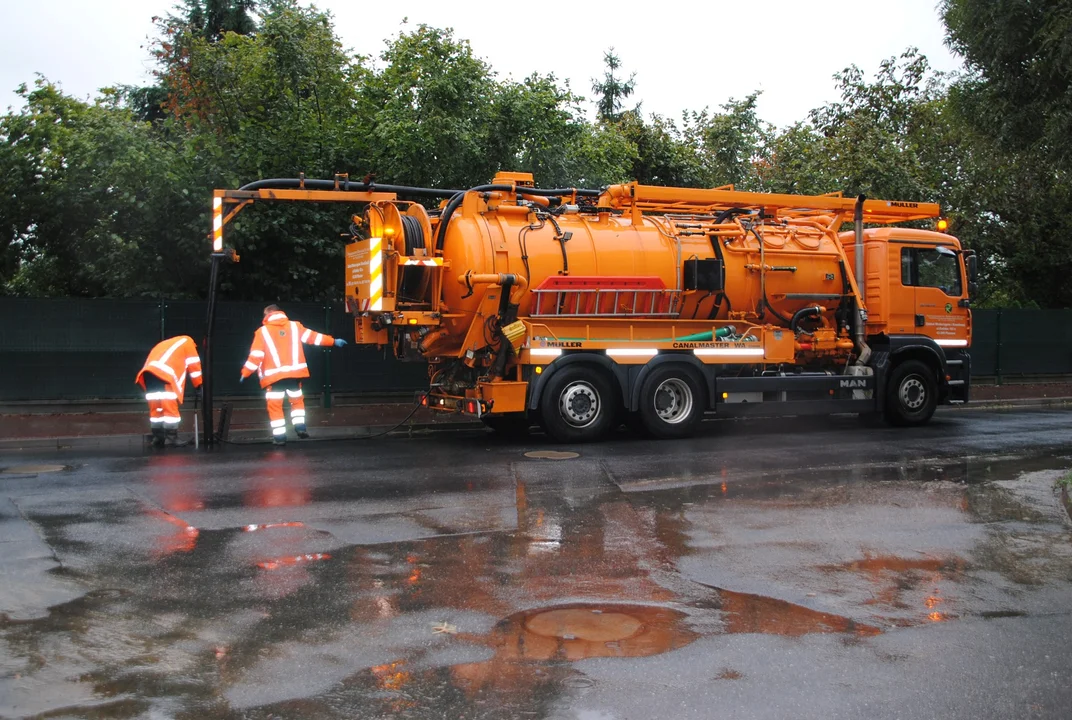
[465,400,478,414]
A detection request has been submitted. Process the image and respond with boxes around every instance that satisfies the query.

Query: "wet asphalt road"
[1,409,1071,719]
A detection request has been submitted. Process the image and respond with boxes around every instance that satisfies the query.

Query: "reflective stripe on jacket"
[135,335,203,403]
[241,312,335,388]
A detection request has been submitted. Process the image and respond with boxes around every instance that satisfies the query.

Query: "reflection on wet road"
[1,410,1071,718]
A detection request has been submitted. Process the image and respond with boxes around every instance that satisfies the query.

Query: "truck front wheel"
[885,360,938,426]
[638,365,706,439]
[539,365,616,443]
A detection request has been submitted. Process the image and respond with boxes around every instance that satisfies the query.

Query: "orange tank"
[356,177,860,360]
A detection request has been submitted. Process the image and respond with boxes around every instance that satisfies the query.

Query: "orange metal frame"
[210,187,400,256]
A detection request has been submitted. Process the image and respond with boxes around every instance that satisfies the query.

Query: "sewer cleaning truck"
[213,172,975,442]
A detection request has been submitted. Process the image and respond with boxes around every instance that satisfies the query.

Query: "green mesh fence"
[0,298,425,401]
[0,299,1067,401]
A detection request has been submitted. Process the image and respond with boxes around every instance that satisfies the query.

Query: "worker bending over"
[136,335,203,447]
[240,305,347,445]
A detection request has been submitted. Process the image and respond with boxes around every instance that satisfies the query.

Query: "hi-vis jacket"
[242,311,335,388]
[135,335,203,402]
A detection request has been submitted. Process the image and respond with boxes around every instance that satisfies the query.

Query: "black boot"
[165,428,179,445]
[295,423,309,440]
[151,427,166,448]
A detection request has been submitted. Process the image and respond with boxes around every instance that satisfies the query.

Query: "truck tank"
[361,176,855,361]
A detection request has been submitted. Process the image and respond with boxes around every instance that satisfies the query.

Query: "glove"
[334,339,348,348]
[239,375,245,383]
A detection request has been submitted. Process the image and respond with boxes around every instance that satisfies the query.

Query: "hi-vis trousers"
[265,378,306,438]
[143,373,181,431]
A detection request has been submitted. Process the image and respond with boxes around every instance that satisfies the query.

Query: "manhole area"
[492,603,697,660]
[1,464,70,475]
[524,450,580,460]
[526,608,643,642]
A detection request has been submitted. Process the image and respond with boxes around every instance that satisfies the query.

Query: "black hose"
[790,306,823,334]
[237,177,601,251]
[747,224,793,325]
[238,178,464,199]
[399,215,424,253]
[714,207,753,224]
[435,184,600,251]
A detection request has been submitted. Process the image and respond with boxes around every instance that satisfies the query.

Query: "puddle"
[714,588,882,637]
[1,464,69,474]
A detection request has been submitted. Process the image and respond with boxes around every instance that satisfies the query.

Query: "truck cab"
[843,227,976,413]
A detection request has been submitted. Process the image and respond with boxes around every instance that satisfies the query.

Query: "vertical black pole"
[995,308,1003,387]
[323,304,333,409]
[203,253,223,447]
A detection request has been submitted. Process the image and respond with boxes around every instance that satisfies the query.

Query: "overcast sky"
[0,0,962,128]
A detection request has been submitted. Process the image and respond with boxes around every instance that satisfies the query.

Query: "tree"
[357,24,499,190]
[941,0,1072,307]
[174,0,258,42]
[591,48,636,122]
[684,93,773,190]
[0,81,210,297]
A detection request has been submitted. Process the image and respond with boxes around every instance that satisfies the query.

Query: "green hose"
[536,326,735,344]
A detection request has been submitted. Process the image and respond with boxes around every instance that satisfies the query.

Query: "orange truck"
[215,172,976,442]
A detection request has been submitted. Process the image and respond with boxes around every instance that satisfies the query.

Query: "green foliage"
[591,48,636,122]
[1,4,1070,307]
[0,81,210,297]
[358,24,498,189]
[941,0,1072,308]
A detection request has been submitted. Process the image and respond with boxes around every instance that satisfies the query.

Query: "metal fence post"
[323,304,333,409]
[995,308,1003,386]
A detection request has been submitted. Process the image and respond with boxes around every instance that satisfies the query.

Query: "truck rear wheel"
[539,365,616,443]
[885,360,938,426]
[638,365,705,439]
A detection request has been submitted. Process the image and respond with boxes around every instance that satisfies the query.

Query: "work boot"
[151,428,166,448]
[295,423,309,440]
[272,435,287,447]
[165,428,179,445]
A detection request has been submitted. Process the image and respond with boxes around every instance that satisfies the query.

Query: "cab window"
[900,247,962,296]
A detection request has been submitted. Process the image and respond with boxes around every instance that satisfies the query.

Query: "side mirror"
[965,252,978,300]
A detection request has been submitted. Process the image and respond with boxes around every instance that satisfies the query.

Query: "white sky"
[0,0,963,128]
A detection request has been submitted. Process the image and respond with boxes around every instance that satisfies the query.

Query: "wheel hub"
[653,378,693,424]
[900,376,926,410]
[560,382,600,427]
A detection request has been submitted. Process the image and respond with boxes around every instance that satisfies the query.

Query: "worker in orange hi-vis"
[135,335,203,448]
[240,305,347,446]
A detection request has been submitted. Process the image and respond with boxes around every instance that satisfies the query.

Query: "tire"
[637,365,706,439]
[884,360,938,426]
[482,413,531,437]
[538,365,617,443]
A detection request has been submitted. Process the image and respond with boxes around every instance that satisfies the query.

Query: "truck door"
[899,243,969,346]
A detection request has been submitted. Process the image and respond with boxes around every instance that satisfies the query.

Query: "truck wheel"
[885,360,938,426]
[638,365,706,439]
[539,365,616,443]
[482,413,531,437]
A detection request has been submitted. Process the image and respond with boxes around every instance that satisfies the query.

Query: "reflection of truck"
[212,171,975,443]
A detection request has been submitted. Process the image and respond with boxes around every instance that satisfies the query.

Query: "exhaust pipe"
[854,194,871,366]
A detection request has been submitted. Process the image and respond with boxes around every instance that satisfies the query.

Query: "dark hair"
[263,304,281,315]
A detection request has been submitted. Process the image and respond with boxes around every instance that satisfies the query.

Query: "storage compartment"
[684,258,724,292]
